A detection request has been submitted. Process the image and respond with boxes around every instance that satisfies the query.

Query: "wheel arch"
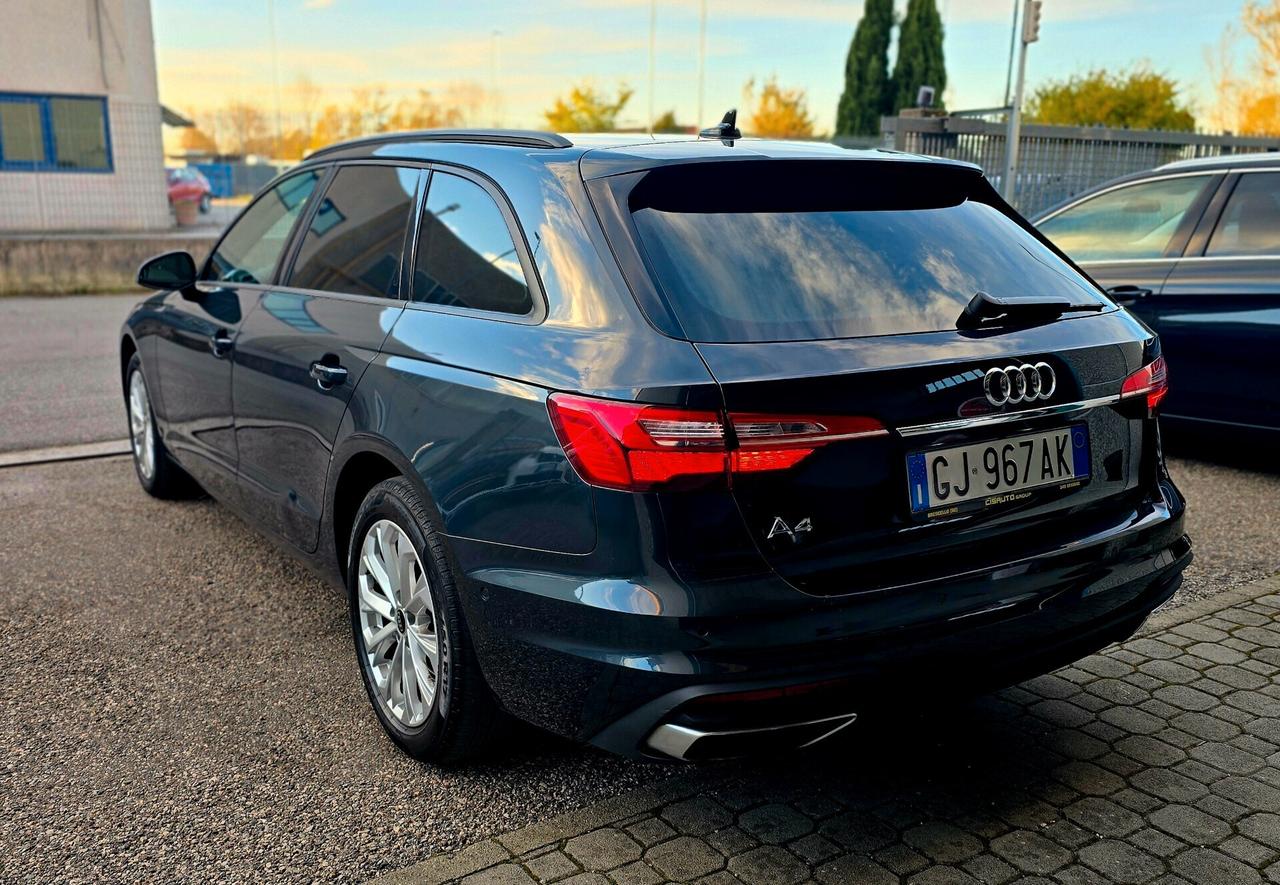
[327,434,446,585]
[120,334,139,395]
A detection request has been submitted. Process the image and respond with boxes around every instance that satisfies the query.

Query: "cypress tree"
[835,0,894,136]
[891,0,947,114]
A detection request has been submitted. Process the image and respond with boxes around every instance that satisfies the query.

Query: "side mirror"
[137,251,197,292]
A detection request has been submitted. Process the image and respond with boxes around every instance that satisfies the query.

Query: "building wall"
[0,0,170,231]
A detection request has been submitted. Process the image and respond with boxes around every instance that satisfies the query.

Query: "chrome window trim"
[1080,254,1280,266]
[897,394,1122,437]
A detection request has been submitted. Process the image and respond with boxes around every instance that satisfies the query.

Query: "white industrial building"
[0,0,170,231]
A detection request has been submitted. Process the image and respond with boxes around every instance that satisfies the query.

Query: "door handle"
[309,359,348,389]
[1105,285,1153,305]
[209,330,234,358]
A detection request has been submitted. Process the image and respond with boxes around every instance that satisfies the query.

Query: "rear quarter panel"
[349,341,595,553]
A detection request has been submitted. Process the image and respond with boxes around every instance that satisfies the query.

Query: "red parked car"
[166,167,212,214]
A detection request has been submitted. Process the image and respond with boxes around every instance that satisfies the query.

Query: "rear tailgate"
[587,154,1160,596]
[696,312,1153,594]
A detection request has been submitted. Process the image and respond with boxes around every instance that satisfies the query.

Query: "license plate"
[907,425,1090,515]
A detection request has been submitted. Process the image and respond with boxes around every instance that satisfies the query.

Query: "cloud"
[158,16,746,125]
[950,0,1143,22]
[580,0,860,23]
[583,0,1157,25]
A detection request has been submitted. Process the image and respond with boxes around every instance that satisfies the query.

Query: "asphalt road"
[0,456,672,883]
[0,293,141,452]
[0,294,1277,881]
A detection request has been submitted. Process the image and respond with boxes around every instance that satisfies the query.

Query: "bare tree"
[289,74,324,139]
[221,101,270,156]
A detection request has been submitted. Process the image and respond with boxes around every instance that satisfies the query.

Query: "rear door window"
[411,171,533,315]
[203,170,321,284]
[1038,175,1211,262]
[1206,172,1280,257]
[624,161,1105,343]
[288,164,419,298]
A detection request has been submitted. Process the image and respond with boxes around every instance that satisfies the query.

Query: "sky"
[152,0,1253,135]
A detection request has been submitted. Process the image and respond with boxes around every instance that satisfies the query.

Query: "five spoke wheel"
[356,519,444,728]
[128,369,155,482]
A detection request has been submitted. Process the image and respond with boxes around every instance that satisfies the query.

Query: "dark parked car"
[1035,153,1280,435]
[121,127,1190,764]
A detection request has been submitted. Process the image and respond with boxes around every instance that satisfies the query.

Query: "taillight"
[1120,355,1169,413]
[729,413,887,473]
[546,393,885,492]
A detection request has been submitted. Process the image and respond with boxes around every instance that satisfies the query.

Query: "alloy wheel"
[356,519,444,728]
[128,370,155,482]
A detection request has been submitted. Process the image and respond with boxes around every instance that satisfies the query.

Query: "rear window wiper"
[957,290,1105,330]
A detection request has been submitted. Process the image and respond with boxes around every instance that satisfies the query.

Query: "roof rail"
[307,129,574,160]
[1158,150,1280,170]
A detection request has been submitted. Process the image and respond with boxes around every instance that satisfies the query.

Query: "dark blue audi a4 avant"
[121,122,1191,763]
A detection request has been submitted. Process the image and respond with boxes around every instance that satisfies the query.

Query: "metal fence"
[868,116,1280,217]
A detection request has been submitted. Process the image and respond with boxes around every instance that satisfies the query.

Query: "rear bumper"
[604,553,1185,760]
[461,485,1190,759]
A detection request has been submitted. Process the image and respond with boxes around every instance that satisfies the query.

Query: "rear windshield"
[625,161,1106,343]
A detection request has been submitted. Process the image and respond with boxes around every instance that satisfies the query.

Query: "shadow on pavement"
[1163,421,1280,475]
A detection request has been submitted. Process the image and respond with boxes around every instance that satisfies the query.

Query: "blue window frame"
[0,92,113,173]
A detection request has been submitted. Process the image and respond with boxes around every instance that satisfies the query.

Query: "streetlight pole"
[490,30,502,128]
[1003,0,1018,109]
[648,0,656,134]
[697,0,707,127]
[266,0,283,159]
[1003,0,1041,205]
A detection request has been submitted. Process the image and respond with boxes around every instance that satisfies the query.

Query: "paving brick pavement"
[374,578,1280,885]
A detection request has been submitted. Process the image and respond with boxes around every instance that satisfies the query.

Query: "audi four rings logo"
[983,363,1057,406]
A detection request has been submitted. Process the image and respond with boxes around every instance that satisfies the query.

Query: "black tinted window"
[412,172,532,314]
[627,162,1105,343]
[204,170,320,284]
[289,165,418,298]
[1207,172,1280,257]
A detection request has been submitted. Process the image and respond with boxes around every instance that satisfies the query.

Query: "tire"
[347,477,503,763]
[125,353,195,499]
[198,194,211,214]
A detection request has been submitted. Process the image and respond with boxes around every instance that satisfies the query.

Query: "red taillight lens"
[546,393,885,492]
[729,413,887,474]
[546,395,726,491]
[1120,355,1169,413]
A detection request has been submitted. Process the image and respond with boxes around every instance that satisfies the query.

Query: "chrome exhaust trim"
[645,711,859,761]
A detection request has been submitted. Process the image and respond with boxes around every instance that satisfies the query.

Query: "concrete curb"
[367,572,1280,885]
[0,439,132,469]
[1140,573,1280,636]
